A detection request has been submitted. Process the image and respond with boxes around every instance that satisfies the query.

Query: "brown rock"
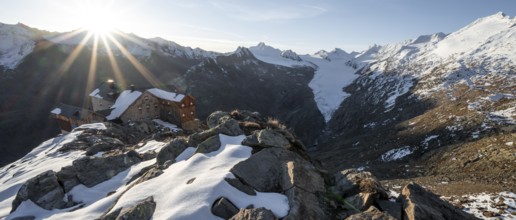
[400,183,479,220]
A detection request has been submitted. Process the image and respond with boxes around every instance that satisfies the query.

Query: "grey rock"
[230,148,327,219]
[344,193,374,211]
[345,206,397,220]
[11,170,68,212]
[188,129,218,147]
[156,139,188,166]
[207,111,230,128]
[375,199,402,220]
[216,118,244,136]
[242,130,290,149]
[195,135,221,154]
[334,169,387,198]
[99,196,156,220]
[73,151,142,187]
[225,178,256,196]
[212,197,239,219]
[401,183,479,220]
[229,207,277,220]
[55,165,79,193]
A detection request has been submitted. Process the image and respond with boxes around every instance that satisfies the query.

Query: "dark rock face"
[230,147,327,219]
[333,169,388,198]
[72,151,142,187]
[212,197,240,219]
[156,139,188,166]
[229,207,277,220]
[242,130,290,149]
[11,171,69,212]
[344,206,397,220]
[400,183,479,220]
[195,135,221,154]
[99,196,156,220]
[225,178,256,196]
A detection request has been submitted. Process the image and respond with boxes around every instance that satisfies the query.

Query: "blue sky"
[1,0,515,53]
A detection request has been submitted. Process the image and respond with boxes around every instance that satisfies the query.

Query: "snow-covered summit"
[0,22,36,69]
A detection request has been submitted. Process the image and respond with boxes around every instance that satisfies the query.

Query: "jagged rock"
[231,110,265,124]
[225,178,256,196]
[212,197,239,219]
[11,170,68,212]
[73,151,142,187]
[195,135,221,154]
[333,169,387,198]
[156,139,188,166]
[344,193,375,211]
[136,167,164,184]
[230,147,327,219]
[242,130,290,149]
[375,199,402,220]
[207,111,230,128]
[188,129,218,147]
[345,206,397,220]
[99,196,156,220]
[400,183,478,220]
[229,207,277,220]
[55,165,79,193]
[216,118,244,136]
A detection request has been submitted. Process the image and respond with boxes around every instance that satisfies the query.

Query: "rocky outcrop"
[72,151,142,187]
[400,183,479,220]
[99,196,156,220]
[156,139,188,166]
[229,207,277,220]
[212,197,240,219]
[345,206,397,220]
[11,170,75,212]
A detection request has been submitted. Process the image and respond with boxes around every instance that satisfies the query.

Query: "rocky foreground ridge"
[0,110,481,219]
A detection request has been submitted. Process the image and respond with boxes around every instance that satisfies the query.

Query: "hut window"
[190,102,193,105]
[182,113,185,117]
[168,111,172,115]
[138,106,142,110]
[190,111,193,115]
[144,96,148,101]
[146,105,150,109]
[181,103,185,107]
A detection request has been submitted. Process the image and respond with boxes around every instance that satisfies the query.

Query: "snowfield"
[1,125,289,220]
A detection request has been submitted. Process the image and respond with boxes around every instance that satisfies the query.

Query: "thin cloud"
[211,2,328,21]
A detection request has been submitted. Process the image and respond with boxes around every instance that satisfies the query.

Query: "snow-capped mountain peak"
[0,22,36,69]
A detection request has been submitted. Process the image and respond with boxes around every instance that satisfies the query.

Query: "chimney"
[130,84,135,92]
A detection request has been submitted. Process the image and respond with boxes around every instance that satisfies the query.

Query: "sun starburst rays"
[50,14,162,109]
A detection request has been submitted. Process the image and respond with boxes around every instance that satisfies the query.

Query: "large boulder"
[207,111,230,128]
[72,151,142,187]
[242,129,290,149]
[156,139,188,166]
[400,183,479,220]
[195,135,221,154]
[212,197,239,219]
[333,169,387,198]
[345,206,397,220]
[99,196,156,220]
[229,207,277,220]
[188,118,243,147]
[55,165,80,193]
[230,148,327,219]
[11,171,68,212]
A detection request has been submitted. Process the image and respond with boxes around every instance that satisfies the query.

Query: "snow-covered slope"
[0,123,107,219]
[248,43,360,122]
[0,23,36,70]
[1,125,289,219]
[302,50,360,122]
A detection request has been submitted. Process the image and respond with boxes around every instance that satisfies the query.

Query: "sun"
[76,1,117,36]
